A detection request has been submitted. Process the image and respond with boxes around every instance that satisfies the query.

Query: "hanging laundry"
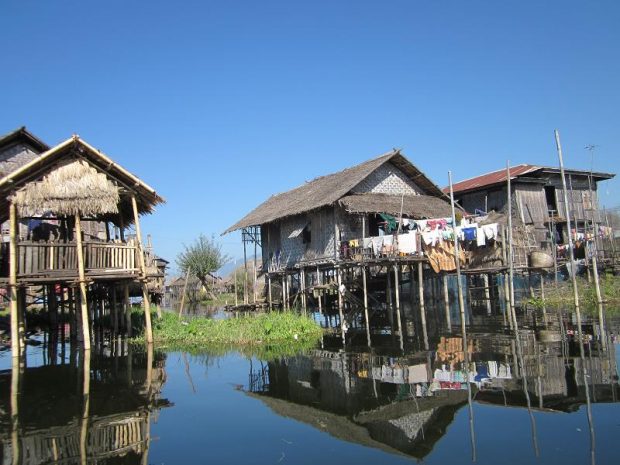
[462,227,477,241]
[482,223,499,241]
[476,228,486,246]
[398,231,417,254]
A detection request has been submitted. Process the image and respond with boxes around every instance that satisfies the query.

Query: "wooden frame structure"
[0,131,165,356]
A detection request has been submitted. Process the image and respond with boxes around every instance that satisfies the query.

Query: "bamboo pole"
[449,170,476,458]
[393,265,403,339]
[555,130,582,319]
[131,195,153,344]
[267,274,272,310]
[124,284,132,337]
[300,268,307,315]
[337,267,345,332]
[9,203,20,358]
[483,273,492,316]
[234,264,239,307]
[448,172,467,329]
[316,265,323,314]
[506,163,518,329]
[418,262,429,350]
[74,215,91,351]
[178,267,191,319]
[243,230,248,305]
[79,350,91,465]
[443,273,452,331]
[10,353,20,465]
[362,266,371,347]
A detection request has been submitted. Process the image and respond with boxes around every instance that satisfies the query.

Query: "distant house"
[224,150,454,273]
[446,164,615,247]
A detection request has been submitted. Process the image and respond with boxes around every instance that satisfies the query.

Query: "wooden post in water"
[362,266,371,347]
[448,172,467,329]
[11,355,21,464]
[267,274,272,310]
[443,273,452,331]
[79,350,91,465]
[483,273,492,316]
[316,265,323,314]
[418,262,429,350]
[131,195,153,344]
[74,215,91,351]
[449,170,476,457]
[337,267,344,330]
[9,203,20,358]
[300,267,307,315]
[124,283,132,337]
[506,163,518,329]
[178,267,191,319]
[234,265,239,307]
[393,264,403,339]
[243,230,248,305]
[555,130,587,351]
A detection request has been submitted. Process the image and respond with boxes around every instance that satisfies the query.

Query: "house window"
[302,224,311,244]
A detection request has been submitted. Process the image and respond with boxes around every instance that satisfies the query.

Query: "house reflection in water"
[246,321,619,460]
[0,343,170,464]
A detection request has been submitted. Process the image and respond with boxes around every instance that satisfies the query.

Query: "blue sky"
[2,0,619,274]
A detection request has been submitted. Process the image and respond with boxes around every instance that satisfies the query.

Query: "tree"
[176,235,229,297]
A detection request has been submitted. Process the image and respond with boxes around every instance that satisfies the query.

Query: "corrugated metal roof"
[444,164,541,194]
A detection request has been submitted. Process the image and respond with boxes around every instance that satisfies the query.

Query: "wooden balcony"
[1,240,141,282]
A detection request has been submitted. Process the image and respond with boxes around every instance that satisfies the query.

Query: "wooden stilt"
[281,275,287,310]
[483,273,492,316]
[131,195,153,344]
[316,266,323,314]
[337,267,344,330]
[267,274,273,311]
[124,284,132,337]
[362,266,371,347]
[112,286,118,335]
[300,268,307,315]
[9,203,20,358]
[178,267,191,319]
[506,165,518,330]
[393,265,403,335]
[11,354,21,464]
[234,265,239,307]
[443,273,452,331]
[79,350,91,465]
[285,273,291,310]
[418,262,429,350]
[74,215,91,351]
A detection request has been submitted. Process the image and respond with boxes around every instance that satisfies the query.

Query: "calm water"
[1,308,619,464]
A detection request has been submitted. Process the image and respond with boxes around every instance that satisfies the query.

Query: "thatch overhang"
[0,126,49,154]
[339,193,456,219]
[0,135,164,224]
[223,150,449,234]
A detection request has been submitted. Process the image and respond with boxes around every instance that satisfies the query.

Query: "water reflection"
[0,341,170,464]
[245,315,619,460]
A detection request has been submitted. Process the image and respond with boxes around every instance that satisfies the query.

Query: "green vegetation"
[176,234,229,297]
[528,274,620,310]
[132,311,323,355]
[199,292,236,306]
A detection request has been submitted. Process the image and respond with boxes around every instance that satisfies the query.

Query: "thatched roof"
[0,135,164,224]
[10,160,120,217]
[339,193,455,219]
[224,150,449,233]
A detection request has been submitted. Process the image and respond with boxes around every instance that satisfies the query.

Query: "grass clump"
[542,274,620,308]
[135,311,323,352]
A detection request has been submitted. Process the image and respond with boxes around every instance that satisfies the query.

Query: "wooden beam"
[74,215,91,351]
[9,203,20,358]
[131,194,153,344]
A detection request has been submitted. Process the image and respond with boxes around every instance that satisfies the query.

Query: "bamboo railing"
[6,241,140,278]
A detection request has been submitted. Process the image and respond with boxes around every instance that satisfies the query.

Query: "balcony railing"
[1,240,140,279]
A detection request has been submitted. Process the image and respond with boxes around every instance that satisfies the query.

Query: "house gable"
[351,161,423,196]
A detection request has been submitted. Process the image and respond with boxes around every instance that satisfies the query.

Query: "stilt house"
[447,164,615,255]
[224,149,453,273]
[0,127,165,354]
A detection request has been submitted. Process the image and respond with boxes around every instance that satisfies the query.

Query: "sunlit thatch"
[10,160,120,217]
